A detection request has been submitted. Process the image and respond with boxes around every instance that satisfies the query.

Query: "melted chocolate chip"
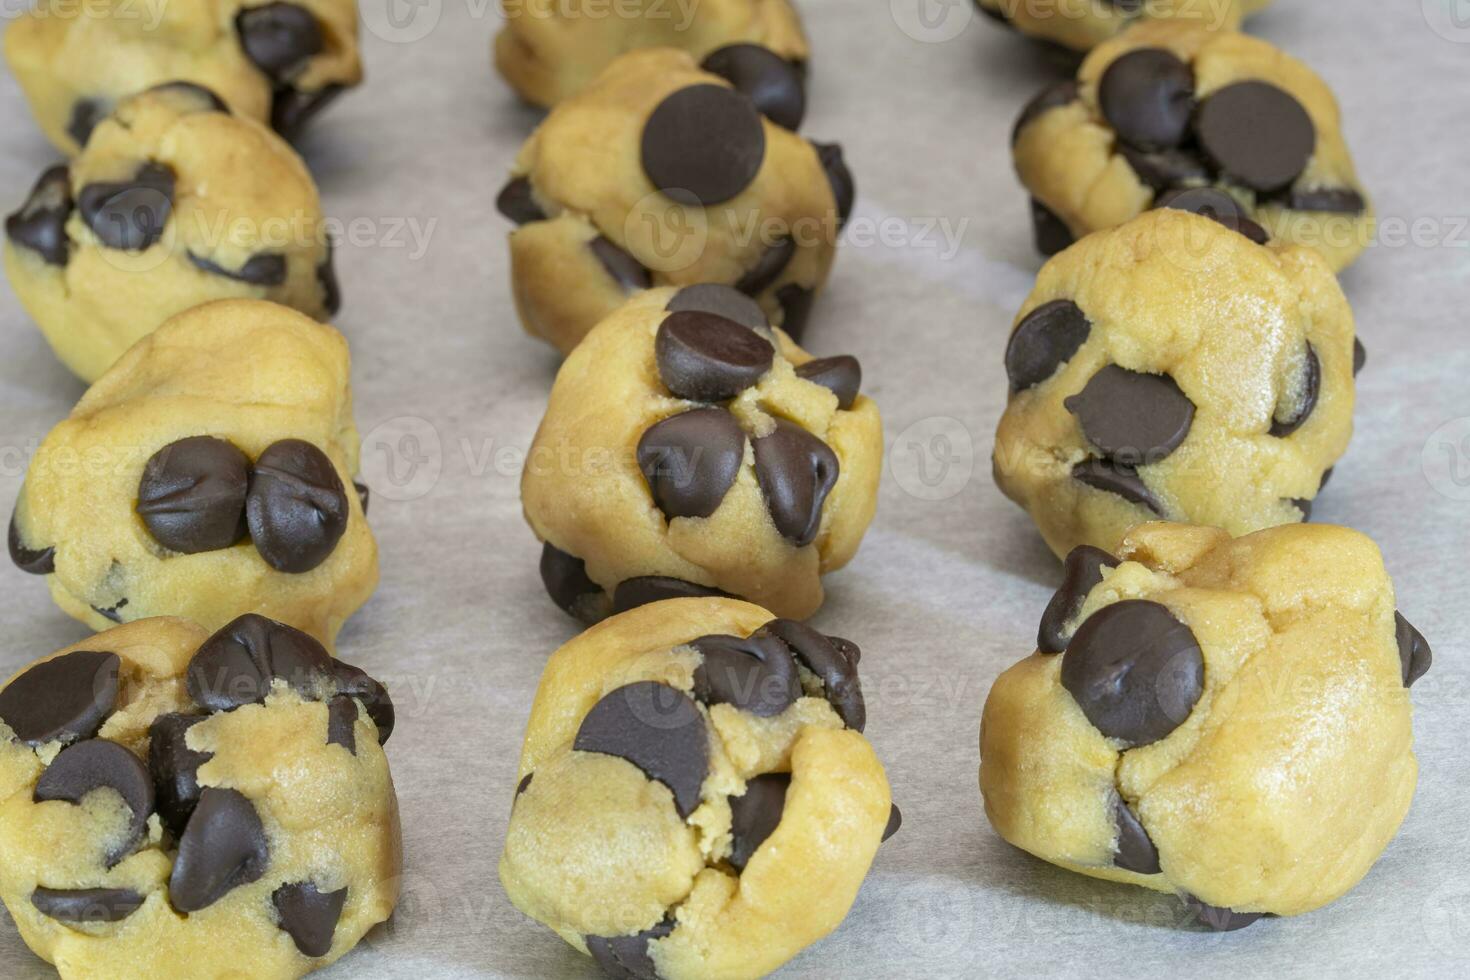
[1012,80,1079,145]
[1194,81,1315,192]
[1353,338,1367,376]
[752,420,839,547]
[701,44,805,131]
[1065,365,1195,464]
[0,650,119,748]
[691,632,801,717]
[8,510,55,575]
[147,81,230,114]
[795,355,862,410]
[1099,48,1195,151]
[1030,197,1075,256]
[1183,894,1265,931]
[574,682,709,819]
[1395,611,1432,688]
[728,772,789,872]
[34,739,153,866]
[1006,299,1091,392]
[326,694,358,754]
[272,84,343,139]
[136,436,251,554]
[329,660,395,745]
[273,882,347,957]
[763,618,865,731]
[78,162,175,251]
[1120,144,1211,191]
[186,613,334,712]
[735,236,795,296]
[67,98,109,148]
[1038,545,1120,654]
[149,712,211,839]
[611,577,732,614]
[775,283,814,341]
[667,283,768,331]
[93,600,128,624]
[1113,797,1160,874]
[637,408,746,520]
[31,887,145,923]
[1286,186,1366,214]
[188,250,288,286]
[883,804,903,842]
[5,165,72,265]
[1269,344,1320,437]
[656,310,774,401]
[589,235,652,292]
[318,238,342,316]
[245,439,350,573]
[539,542,608,624]
[587,918,675,980]
[812,141,854,230]
[1154,187,1269,244]
[169,787,269,912]
[641,84,766,206]
[236,3,323,83]
[496,176,544,225]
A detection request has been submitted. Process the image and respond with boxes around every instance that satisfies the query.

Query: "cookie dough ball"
[498,47,852,354]
[5,0,362,155]
[496,0,808,109]
[977,0,1271,52]
[0,615,399,977]
[523,285,881,624]
[501,597,897,979]
[8,299,377,647]
[993,207,1358,559]
[4,83,339,382]
[1012,21,1370,271]
[980,521,1428,928]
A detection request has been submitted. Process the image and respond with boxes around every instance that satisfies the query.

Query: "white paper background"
[1,0,1467,976]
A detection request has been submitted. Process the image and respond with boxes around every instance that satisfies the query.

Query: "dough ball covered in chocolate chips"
[4,0,361,155]
[981,521,1425,929]
[0,616,399,978]
[993,208,1355,558]
[9,299,377,647]
[1011,21,1371,272]
[499,48,852,354]
[522,286,881,624]
[3,83,341,383]
[500,597,895,980]
[976,0,1272,52]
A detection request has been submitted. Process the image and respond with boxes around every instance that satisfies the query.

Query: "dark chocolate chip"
[496,175,545,225]
[515,772,534,797]
[1286,186,1366,214]
[326,694,358,754]
[245,439,350,573]
[318,238,341,316]
[271,84,343,139]
[656,310,774,401]
[589,235,652,292]
[1269,344,1320,437]
[31,887,145,923]
[1154,186,1269,244]
[34,739,153,866]
[188,250,288,286]
[637,408,746,521]
[728,772,789,872]
[147,81,230,114]
[186,613,334,712]
[763,618,865,731]
[78,161,175,252]
[641,84,766,206]
[611,577,732,614]
[1395,611,1432,688]
[734,236,795,296]
[1353,338,1366,376]
[795,355,861,410]
[752,420,839,547]
[8,509,55,575]
[1182,894,1265,931]
[829,636,861,667]
[701,44,805,131]
[1113,797,1161,874]
[5,165,72,266]
[169,787,269,912]
[273,881,347,957]
[67,98,110,148]
[93,600,128,624]
[667,283,768,331]
[0,650,119,748]
[1119,144,1210,191]
[148,712,211,839]
[574,682,708,819]
[1005,299,1091,392]
[587,918,675,980]
[236,3,323,83]
[811,140,854,230]
[774,283,814,341]
[136,436,251,554]
[1062,600,1204,746]
[1030,197,1075,257]
[1065,365,1195,463]
[1194,81,1315,192]
[329,660,395,745]
[353,481,369,514]
[539,542,608,624]
[1038,545,1120,654]
[882,804,902,842]
[1098,48,1195,151]
[691,632,801,717]
[1012,80,1079,145]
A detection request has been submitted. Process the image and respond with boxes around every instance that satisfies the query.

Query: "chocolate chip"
[753,420,839,547]
[796,356,862,410]
[93,600,128,624]
[6,165,72,265]
[691,632,801,717]
[236,3,323,83]
[1194,81,1315,192]
[1012,80,1079,145]
[1291,467,1333,521]
[1286,186,1366,214]
[1030,198,1075,256]
[66,98,109,148]
[246,439,350,573]
[1098,49,1195,151]
[147,81,230,114]
[78,162,175,251]
[353,481,369,514]
[0,650,119,748]
[812,141,854,230]
[136,436,251,554]
[186,613,334,712]
[539,542,608,624]
[656,310,774,401]
[829,636,861,666]
[734,236,795,296]
[149,712,211,839]
[775,284,814,341]
[728,772,789,872]
[1066,365,1194,464]
[637,408,746,520]
[589,235,652,292]
[641,84,766,206]
[1353,338,1367,376]
[574,682,708,819]
[318,238,341,316]
[701,44,805,131]
[326,695,358,754]
[169,787,269,912]
[1113,797,1160,874]
[587,918,674,980]
[667,283,768,331]
[329,660,395,745]
[882,804,902,842]
[1038,545,1120,654]
[611,576,732,614]
[1062,600,1204,746]
[8,509,55,575]
[1119,144,1210,191]
[763,618,865,731]
[1269,344,1320,437]
[496,175,544,225]
[31,887,145,923]
[34,739,153,866]
[1154,187,1268,244]
[188,250,288,286]
[273,881,347,957]
[1005,299,1091,392]
[516,772,534,797]
[272,84,343,139]
[1395,611,1432,688]
[1182,894,1265,931]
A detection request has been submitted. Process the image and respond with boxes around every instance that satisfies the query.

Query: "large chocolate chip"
[318,238,341,316]
[691,632,801,717]
[1182,894,1265,931]
[883,804,902,842]
[273,881,347,957]
[796,355,861,410]
[1269,344,1320,437]
[325,695,358,754]
[149,712,211,839]
[1030,198,1075,257]
[1154,187,1269,245]
[186,613,334,712]
[587,918,675,980]
[1120,144,1210,191]
[728,772,789,872]
[667,283,768,331]
[574,682,709,819]
[539,542,607,624]
[734,236,795,296]
[67,98,109,148]
[8,510,55,575]
[641,84,766,206]
[763,618,865,731]
[272,84,343,139]
[1005,299,1091,392]
[329,660,395,745]
[6,165,72,265]
[78,162,175,251]
[637,408,746,520]
[188,250,288,286]
[701,44,805,131]
[1062,600,1204,746]
[589,236,652,292]
[236,3,323,83]
[1113,797,1161,874]
[753,420,839,547]
[169,787,269,912]
[136,436,251,554]
[1012,80,1079,145]
[1065,365,1195,463]
[1286,186,1366,214]
[31,887,145,923]
[775,283,814,341]
[496,176,544,225]
[611,576,732,614]
[1098,49,1195,151]
[147,81,230,114]
[0,650,119,748]
[246,439,350,573]
[34,739,153,866]
[812,141,854,230]
[1395,611,1432,688]
[656,310,774,401]
[1037,545,1120,654]
[1194,81,1315,192]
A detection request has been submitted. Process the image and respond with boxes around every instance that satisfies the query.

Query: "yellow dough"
[993,207,1356,559]
[0,616,400,978]
[980,521,1429,928]
[495,0,808,108]
[500,597,895,979]
[522,286,881,623]
[4,83,337,382]
[5,0,362,155]
[8,299,377,647]
[977,0,1272,53]
[1012,21,1371,272]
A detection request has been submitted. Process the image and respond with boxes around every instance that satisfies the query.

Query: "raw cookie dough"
[1012,20,1370,271]
[0,615,400,978]
[500,597,897,979]
[980,521,1429,929]
[8,299,377,647]
[4,82,339,382]
[496,0,808,108]
[976,0,1272,53]
[5,0,362,155]
[498,47,852,353]
[523,285,881,623]
[993,207,1359,559]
